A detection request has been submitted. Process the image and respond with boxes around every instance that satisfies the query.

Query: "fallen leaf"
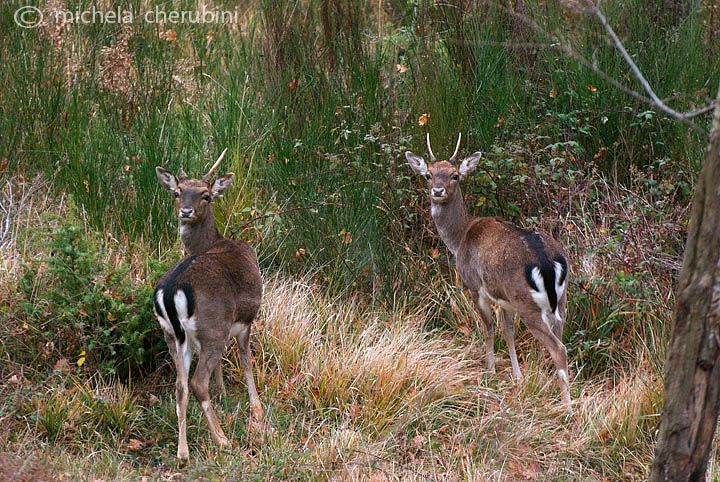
[53,358,69,371]
[148,393,160,406]
[418,113,430,126]
[163,29,177,43]
[549,88,556,98]
[587,84,597,93]
[127,439,144,450]
[340,230,352,244]
[429,247,439,259]
[77,350,86,367]
[287,78,297,90]
[395,63,408,73]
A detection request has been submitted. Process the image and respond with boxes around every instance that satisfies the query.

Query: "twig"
[236,201,340,232]
[474,0,714,136]
[584,0,714,132]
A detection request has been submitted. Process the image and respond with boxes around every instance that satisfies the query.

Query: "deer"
[406,134,571,406]
[153,149,265,461]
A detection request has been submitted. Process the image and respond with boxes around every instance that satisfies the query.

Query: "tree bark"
[651,86,720,482]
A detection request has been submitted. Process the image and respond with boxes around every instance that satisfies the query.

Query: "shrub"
[16,223,167,378]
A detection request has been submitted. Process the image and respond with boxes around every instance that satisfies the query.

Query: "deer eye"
[203,194,211,201]
[424,173,431,180]
[173,191,180,198]
[452,174,459,181]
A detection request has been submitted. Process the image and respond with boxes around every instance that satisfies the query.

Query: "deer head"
[156,149,233,224]
[405,133,483,204]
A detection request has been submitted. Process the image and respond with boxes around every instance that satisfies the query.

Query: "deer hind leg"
[471,290,496,373]
[214,363,227,397]
[236,323,265,441]
[165,331,192,461]
[500,309,522,379]
[553,293,568,341]
[190,345,230,448]
[524,314,571,407]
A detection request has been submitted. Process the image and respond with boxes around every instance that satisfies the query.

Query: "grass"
[0,259,674,480]
[2,0,720,479]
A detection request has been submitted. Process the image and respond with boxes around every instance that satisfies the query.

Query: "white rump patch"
[529,266,551,313]
[154,289,173,334]
[174,290,201,353]
[553,261,566,321]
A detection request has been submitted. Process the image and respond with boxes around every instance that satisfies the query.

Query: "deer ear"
[156,167,178,191]
[405,152,428,176]
[211,173,234,197]
[458,152,482,178]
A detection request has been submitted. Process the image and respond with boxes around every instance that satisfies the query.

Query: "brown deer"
[154,150,265,461]
[406,134,571,406]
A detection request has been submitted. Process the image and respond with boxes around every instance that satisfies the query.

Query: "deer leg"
[237,323,265,440]
[190,346,230,448]
[214,363,227,397]
[470,290,496,374]
[553,293,568,341]
[165,331,192,461]
[501,309,522,379]
[524,315,571,407]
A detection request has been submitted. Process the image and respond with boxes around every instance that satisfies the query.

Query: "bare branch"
[584,1,711,129]
[476,0,714,136]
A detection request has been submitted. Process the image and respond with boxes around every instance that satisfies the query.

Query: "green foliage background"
[1,0,716,383]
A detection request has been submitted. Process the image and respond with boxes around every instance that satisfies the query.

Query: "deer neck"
[179,214,223,255]
[430,187,472,257]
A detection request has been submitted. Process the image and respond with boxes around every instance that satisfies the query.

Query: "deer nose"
[179,208,194,218]
[432,187,446,197]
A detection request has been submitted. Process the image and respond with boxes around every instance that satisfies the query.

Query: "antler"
[448,132,462,163]
[203,147,228,182]
[426,133,437,162]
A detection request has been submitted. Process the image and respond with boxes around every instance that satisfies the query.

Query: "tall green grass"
[1,0,716,364]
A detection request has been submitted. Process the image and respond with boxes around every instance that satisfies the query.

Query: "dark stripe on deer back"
[156,256,197,344]
[522,232,558,313]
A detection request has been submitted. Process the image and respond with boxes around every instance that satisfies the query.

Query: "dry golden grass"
[0,178,710,481]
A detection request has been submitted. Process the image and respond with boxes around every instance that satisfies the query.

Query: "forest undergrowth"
[1,0,719,479]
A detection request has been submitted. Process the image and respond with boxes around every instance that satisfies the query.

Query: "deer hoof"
[216,434,230,448]
[177,449,189,464]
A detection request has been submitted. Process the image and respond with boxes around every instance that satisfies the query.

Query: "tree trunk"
[651,86,720,482]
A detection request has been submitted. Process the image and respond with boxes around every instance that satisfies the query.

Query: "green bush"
[17,223,167,378]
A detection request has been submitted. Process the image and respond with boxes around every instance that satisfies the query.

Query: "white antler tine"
[426,133,436,162]
[203,148,228,181]
[449,132,462,162]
